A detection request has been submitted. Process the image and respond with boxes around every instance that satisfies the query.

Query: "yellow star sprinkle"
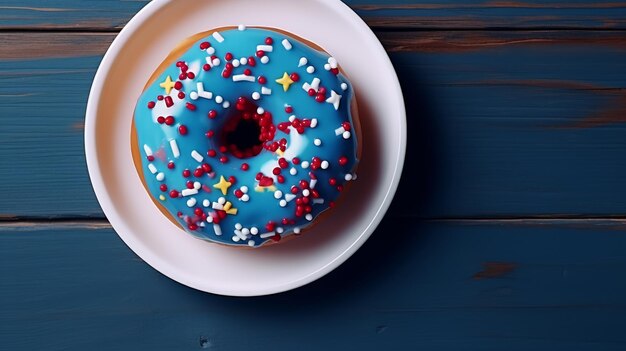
[213,176,232,195]
[275,72,294,92]
[159,75,176,95]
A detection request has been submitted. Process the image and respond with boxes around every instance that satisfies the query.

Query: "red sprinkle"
[187,72,195,79]
[178,125,188,135]
[164,96,174,107]
[159,184,167,192]
[290,73,300,82]
[228,176,236,184]
[206,130,215,138]
[164,116,175,125]
[194,168,204,177]
[147,101,156,109]
[248,57,256,66]
[235,189,244,198]
[182,169,191,178]
[342,122,351,131]
[256,50,265,58]
[174,81,183,90]
[186,102,197,111]
[157,116,165,124]
[244,69,252,76]
[207,149,217,157]
[315,94,325,103]
[338,156,348,166]
[265,37,273,45]
[258,76,267,84]
[147,155,155,162]
[225,52,234,61]
[169,190,179,198]
[167,162,175,169]
[241,163,250,171]
[178,92,185,99]
[285,106,293,113]
[199,42,210,50]
[208,110,218,119]
[308,89,316,96]
[203,64,211,71]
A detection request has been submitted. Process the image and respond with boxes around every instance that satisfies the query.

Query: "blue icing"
[134,27,358,247]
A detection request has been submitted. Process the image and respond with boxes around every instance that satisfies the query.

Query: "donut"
[132,26,360,247]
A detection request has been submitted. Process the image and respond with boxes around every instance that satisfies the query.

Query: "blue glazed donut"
[133,26,359,247]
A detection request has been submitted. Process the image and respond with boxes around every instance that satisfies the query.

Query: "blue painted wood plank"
[3,220,626,350]
[1,0,626,30]
[1,31,626,217]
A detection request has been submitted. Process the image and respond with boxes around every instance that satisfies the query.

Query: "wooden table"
[2,1,626,349]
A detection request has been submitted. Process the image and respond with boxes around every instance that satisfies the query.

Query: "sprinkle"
[312,198,324,204]
[257,45,273,52]
[233,74,256,82]
[251,227,259,235]
[186,198,197,207]
[294,227,301,234]
[335,126,346,136]
[218,197,226,205]
[276,227,284,234]
[261,87,272,95]
[289,115,296,122]
[194,182,201,190]
[206,47,216,55]
[248,240,255,247]
[305,214,313,221]
[241,194,250,202]
[240,57,248,65]
[343,131,351,139]
[310,179,318,189]
[289,167,297,175]
[279,199,287,207]
[203,199,211,207]
[170,139,180,159]
[260,232,276,239]
[159,195,166,201]
[326,90,342,110]
[306,66,315,74]
[182,188,198,197]
[345,174,353,181]
[285,194,296,202]
[232,236,240,242]
[206,215,213,223]
[252,92,261,100]
[232,60,240,68]
[301,161,310,169]
[212,202,224,210]
[212,32,224,43]
[191,150,204,162]
[341,83,348,91]
[310,119,318,128]
[260,56,270,64]
[302,78,321,92]
[196,83,213,99]
[282,39,293,50]
[324,63,331,71]
[238,24,246,31]
[302,189,310,197]
[274,190,283,199]
[298,57,308,67]
[148,164,157,174]
[321,160,329,169]
[328,57,338,69]
[143,144,153,156]
[257,107,265,114]
[156,172,165,181]
[314,139,322,146]
[235,223,243,230]
[213,224,222,235]
[190,91,199,100]
[241,186,249,193]
[215,96,224,104]
[223,101,230,108]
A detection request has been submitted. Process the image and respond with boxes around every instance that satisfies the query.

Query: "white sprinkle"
[215,96,224,103]
[196,83,213,99]
[311,119,318,128]
[335,126,346,136]
[279,200,287,207]
[186,198,197,207]
[189,91,198,100]
[274,190,283,199]
[199,222,206,228]
[305,214,313,221]
[282,39,293,50]
[328,57,338,68]
[260,232,276,239]
[242,228,250,236]
[276,227,284,234]
[314,138,322,146]
[321,160,329,169]
[343,131,351,139]
[206,215,213,223]
[248,240,255,247]
[241,194,250,202]
[294,227,301,234]
[203,199,211,207]
[298,57,308,67]
[289,115,296,122]
[306,66,315,74]
[218,197,226,205]
[261,87,272,95]
[143,144,153,156]
[324,63,331,71]
[232,60,240,68]
[240,57,248,65]
[238,24,246,31]
[206,47,215,55]
[257,107,265,114]
[169,139,180,158]
[260,56,270,64]
[148,163,157,174]
[326,90,342,110]
[182,189,198,197]
[285,194,296,202]
[212,32,224,43]
[310,179,317,189]
[213,224,222,235]
[251,227,259,235]
[256,44,273,52]
[289,167,297,176]
[194,182,201,190]
[301,161,310,169]
[156,172,165,181]
[232,74,256,82]
[235,223,243,230]
[241,186,249,193]
[212,58,221,67]
[212,202,223,210]
[302,189,310,197]
[312,198,324,205]
[345,174,353,181]
[252,92,261,100]
[222,101,230,108]
[341,83,348,91]
[232,236,240,242]
[191,150,204,162]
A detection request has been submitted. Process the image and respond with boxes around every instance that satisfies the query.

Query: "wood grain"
[1,31,626,217]
[3,219,626,350]
[1,0,626,30]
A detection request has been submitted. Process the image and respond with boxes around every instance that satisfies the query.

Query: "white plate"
[85,0,406,296]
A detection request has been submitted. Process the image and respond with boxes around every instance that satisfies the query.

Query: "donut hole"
[218,97,273,159]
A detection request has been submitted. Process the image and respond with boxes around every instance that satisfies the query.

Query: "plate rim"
[84,0,407,296]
